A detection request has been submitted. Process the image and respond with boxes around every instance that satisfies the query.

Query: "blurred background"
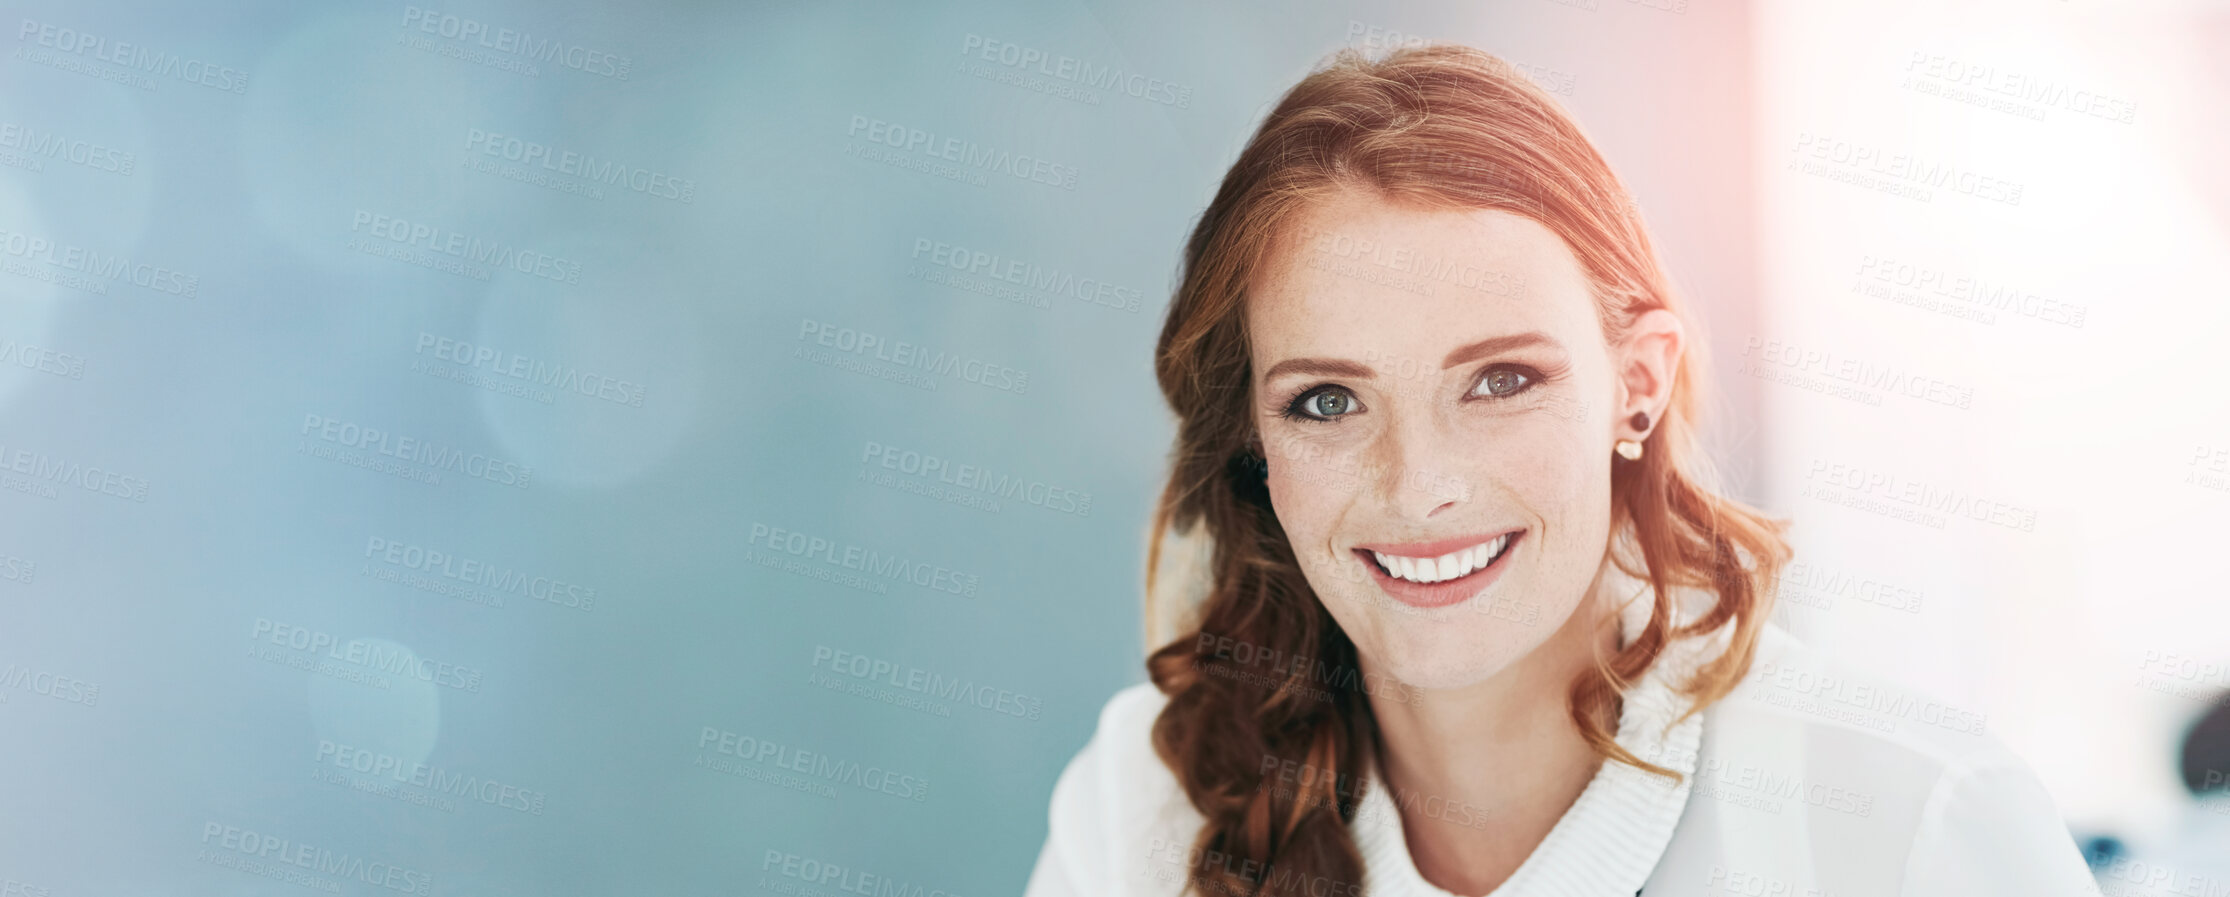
[2,0,2225,893]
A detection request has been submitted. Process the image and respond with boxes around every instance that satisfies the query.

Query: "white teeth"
[1371,534,1515,584]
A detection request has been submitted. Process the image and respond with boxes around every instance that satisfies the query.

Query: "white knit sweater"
[1024,591,2099,896]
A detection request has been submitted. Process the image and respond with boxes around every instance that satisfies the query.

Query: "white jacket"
[1024,620,2100,896]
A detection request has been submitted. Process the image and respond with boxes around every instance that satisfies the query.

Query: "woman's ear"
[1615,308,1686,437]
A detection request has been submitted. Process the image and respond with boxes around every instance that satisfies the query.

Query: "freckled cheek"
[1498,446,1593,512]
[1265,452,1360,559]
[1452,419,1597,511]
[1453,444,1596,528]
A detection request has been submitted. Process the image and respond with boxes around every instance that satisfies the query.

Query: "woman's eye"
[1287,386,1360,420]
[1474,367,1535,398]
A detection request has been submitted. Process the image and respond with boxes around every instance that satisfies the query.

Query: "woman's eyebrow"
[1441,331,1558,369]
[1260,357,1374,382]
[1259,331,1561,383]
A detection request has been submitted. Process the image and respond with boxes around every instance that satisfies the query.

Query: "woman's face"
[1246,187,1641,691]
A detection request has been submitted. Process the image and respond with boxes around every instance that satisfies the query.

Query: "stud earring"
[1615,411,1651,461]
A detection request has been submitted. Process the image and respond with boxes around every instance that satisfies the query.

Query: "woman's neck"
[1362,571,1625,896]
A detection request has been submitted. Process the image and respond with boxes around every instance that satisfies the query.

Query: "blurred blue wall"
[0,1,1755,893]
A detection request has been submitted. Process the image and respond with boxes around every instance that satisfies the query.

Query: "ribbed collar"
[1347,563,1722,897]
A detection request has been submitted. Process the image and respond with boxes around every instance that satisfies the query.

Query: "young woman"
[1025,45,2098,897]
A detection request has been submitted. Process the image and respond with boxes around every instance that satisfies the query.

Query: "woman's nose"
[1373,412,1466,520]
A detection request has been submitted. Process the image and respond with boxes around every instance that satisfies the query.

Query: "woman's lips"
[1353,532,1512,559]
[1351,529,1523,609]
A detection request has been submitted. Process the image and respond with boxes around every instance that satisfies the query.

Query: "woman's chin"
[1348,616,1557,693]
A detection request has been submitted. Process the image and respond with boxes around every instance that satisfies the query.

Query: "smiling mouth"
[1357,530,1520,585]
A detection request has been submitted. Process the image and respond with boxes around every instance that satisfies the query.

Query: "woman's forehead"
[1248,196,1598,358]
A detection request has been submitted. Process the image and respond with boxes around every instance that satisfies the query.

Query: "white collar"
[1347,563,1722,896]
